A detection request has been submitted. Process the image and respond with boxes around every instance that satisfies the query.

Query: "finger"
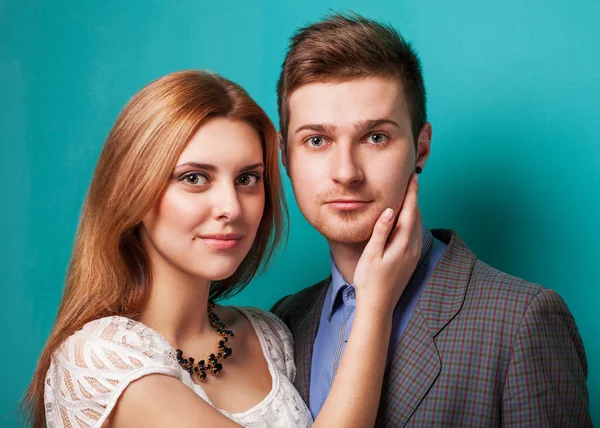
[385,174,419,251]
[404,178,422,252]
[363,207,395,259]
[398,174,419,226]
[407,178,423,254]
[410,207,424,254]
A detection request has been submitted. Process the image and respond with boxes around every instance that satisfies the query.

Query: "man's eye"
[307,136,325,147]
[181,173,209,185]
[366,133,388,144]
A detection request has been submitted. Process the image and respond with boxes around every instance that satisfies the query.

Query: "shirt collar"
[327,225,433,320]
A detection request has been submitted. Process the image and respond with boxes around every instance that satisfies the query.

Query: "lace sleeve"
[44,316,182,428]
[240,307,297,383]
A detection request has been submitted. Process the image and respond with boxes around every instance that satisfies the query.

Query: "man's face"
[283,77,430,245]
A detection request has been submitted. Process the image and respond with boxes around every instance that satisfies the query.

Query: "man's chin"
[317,223,374,245]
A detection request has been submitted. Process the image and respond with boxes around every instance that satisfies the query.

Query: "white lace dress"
[44,307,313,427]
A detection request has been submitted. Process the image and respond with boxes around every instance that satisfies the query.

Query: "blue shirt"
[308,227,447,419]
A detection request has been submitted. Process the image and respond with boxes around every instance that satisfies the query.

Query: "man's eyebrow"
[354,119,401,132]
[293,120,400,136]
[293,123,336,135]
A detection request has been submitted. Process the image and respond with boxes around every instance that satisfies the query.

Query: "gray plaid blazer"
[272,229,591,427]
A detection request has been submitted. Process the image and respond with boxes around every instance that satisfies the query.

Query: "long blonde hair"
[22,70,287,427]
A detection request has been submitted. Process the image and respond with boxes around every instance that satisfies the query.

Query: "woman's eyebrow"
[240,163,265,173]
[174,162,264,173]
[174,162,216,171]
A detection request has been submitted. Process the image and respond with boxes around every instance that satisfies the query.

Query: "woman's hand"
[313,174,422,428]
[353,174,422,314]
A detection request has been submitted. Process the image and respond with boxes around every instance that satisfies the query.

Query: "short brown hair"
[277,12,426,147]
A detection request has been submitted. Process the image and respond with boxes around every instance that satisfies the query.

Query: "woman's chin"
[211,272,237,281]
[196,266,240,282]
[181,255,245,282]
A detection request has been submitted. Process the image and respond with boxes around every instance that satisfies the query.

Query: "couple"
[24,12,591,427]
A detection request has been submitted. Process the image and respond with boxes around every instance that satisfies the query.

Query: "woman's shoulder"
[63,316,174,357]
[234,306,289,331]
[45,316,183,427]
[51,315,181,382]
[231,306,296,381]
[234,306,293,345]
[50,316,174,371]
[213,305,290,337]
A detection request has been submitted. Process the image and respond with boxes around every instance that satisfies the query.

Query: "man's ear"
[279,132,289,176]
[415,122,432,172]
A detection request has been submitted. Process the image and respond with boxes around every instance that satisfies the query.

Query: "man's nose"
[329,144,364,187]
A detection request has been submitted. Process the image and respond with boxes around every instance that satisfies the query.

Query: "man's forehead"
[287,77,407,130]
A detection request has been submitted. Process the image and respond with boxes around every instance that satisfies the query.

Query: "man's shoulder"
[424,230,578,350]
[426,229,556,324]
[460,258,569,326]
[270,276,330,329]
[470,258,548,301]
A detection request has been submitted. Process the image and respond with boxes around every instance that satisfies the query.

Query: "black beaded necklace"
[175,301,234,381]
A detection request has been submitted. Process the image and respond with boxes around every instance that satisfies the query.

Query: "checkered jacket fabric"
[272,229,592,427]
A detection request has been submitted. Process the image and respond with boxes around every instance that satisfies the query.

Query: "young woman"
[23,70,422,427]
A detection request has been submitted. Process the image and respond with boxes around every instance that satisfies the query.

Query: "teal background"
[1,0,598,425]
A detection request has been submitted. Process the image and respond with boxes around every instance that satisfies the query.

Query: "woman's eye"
[307,136,326,148]
[366,133,388,144]
[181,173,208,186]
[237,174,261,186]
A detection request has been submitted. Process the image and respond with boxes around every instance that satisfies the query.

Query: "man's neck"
[328,240,367,284]
[328,225,430,284]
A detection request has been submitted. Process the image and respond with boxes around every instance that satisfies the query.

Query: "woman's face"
[141,117,266,282]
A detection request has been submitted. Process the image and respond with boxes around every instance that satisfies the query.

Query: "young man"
[271,13,592,427]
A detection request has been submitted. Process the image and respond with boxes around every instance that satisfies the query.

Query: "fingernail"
[382,208,393,223]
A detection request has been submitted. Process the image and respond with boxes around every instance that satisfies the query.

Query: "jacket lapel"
[293,280,329,404]
[377,229,477,426]
[377,307,441,427]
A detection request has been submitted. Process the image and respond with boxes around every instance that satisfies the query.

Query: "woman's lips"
[197,234,242,249]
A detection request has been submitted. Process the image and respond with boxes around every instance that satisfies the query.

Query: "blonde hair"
[22,70,287,427]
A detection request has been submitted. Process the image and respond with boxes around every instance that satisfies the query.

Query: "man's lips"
[196,234,243,249]
[325,200,372,210]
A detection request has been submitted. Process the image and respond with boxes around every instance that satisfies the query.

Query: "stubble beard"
[310,208,381,244]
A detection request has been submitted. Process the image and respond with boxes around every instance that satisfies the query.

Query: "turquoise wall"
[1,0,598,425]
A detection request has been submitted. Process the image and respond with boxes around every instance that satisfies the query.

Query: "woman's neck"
[138,251,213,348]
